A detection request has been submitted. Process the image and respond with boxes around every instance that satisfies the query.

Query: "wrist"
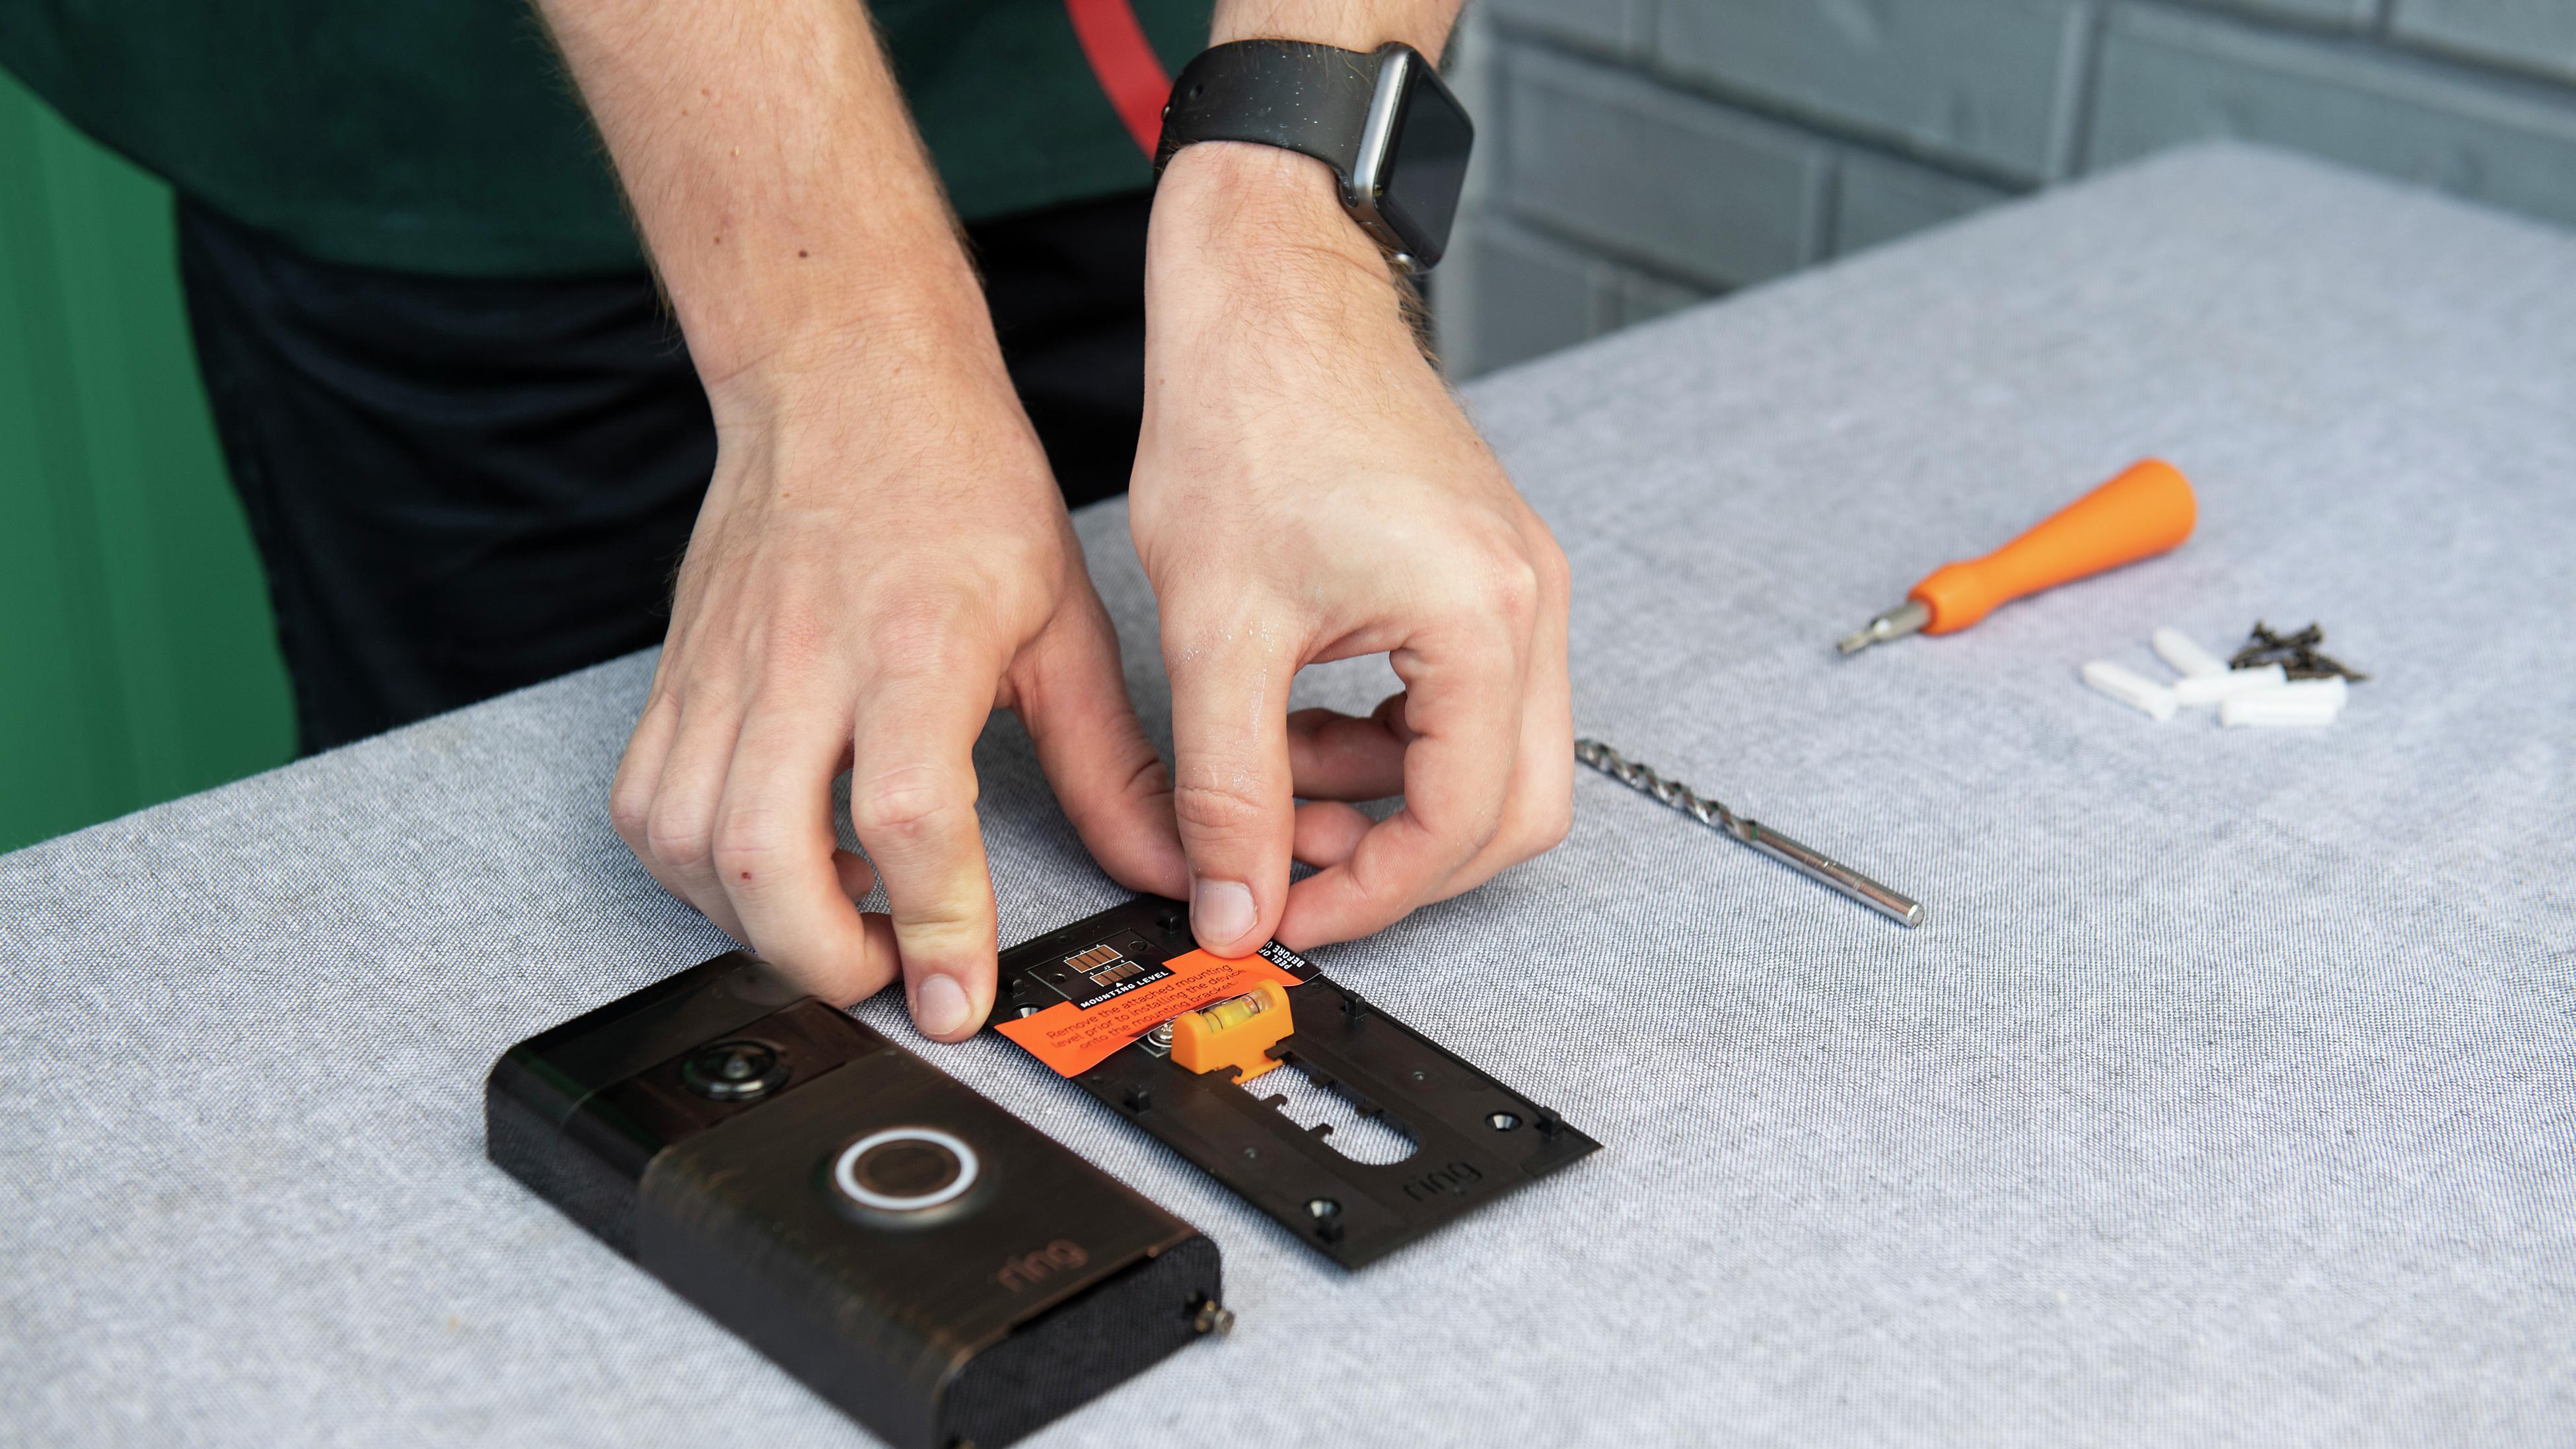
[682,238,997,402]
[1146,141,1411,352]
[700,283,1013,437]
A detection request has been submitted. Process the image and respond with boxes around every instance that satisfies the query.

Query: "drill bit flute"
[1575,740,1925,928]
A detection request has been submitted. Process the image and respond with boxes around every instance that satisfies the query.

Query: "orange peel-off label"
[997,946,1302,1078]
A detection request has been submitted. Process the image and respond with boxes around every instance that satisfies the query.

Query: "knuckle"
[1535,537,1573,600]
[893,915,992,960]
[659,667,740,713]
[1523,796,1575,856]
[1115,749,1175,805]
[868,592,985,680]
[1170,775,1273,842]
[1160,618,1244,675]
[1482,555,1544,630]
[759,610,833,671]
[889,903,999,970]
[709,806,795,879]
[1338,845,1416,917]
[850,763,972,841]
[608,779,654,845]
[645,806,714,872]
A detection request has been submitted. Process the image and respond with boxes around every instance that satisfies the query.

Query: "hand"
[610,320,1186,1039]
[1131,143,1573,956]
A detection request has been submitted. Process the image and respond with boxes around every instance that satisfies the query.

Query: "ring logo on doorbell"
[996,1239,1091,1293]
[487,952,1228,1449]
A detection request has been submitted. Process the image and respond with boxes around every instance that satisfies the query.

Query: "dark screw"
[1306,1197,1344,1242]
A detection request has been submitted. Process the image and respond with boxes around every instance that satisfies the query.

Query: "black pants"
[178,192,1151,754]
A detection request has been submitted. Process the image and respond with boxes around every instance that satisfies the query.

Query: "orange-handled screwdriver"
[1836,458,2198,654]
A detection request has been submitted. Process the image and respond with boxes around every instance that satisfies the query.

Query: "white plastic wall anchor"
[2081,660,2177,721]
[2221,678,2347,728]
[2152,626,2229,679]
[2174,662,2287,707]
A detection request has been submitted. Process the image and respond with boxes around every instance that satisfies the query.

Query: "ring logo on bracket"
[995,1238,1090,1293]
[1400,1160,1484,1203]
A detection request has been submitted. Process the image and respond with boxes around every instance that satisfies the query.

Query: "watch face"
[1376,63,1474,267]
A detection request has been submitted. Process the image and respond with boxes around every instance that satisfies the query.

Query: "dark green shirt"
[2,0,1208,276]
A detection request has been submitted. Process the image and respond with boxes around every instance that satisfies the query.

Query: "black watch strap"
[1153,41,1386,180]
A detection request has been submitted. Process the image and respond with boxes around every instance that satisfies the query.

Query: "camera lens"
[681,1040,790,1101]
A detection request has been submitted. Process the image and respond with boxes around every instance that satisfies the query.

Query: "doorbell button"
[834,1128,979,1213]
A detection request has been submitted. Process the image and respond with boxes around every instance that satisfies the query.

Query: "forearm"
[534,0,989,398]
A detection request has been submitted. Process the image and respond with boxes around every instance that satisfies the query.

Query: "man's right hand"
[608,322,1186,1039]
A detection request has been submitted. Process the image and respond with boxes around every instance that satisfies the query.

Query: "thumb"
[1162,612,1298,956]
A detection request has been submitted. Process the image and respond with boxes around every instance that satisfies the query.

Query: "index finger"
[845,668,1001,1042]
[1275,618,1524,946]
[709,701,899,1003]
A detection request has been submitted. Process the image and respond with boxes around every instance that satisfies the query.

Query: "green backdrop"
[1,71,294,855]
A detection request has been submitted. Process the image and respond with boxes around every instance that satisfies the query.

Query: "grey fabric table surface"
[7,145,2573,1446]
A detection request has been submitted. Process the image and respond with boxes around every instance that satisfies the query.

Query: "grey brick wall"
[1437,0,2576,377]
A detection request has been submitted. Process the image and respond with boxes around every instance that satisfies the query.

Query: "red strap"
[1065,0,1172,158]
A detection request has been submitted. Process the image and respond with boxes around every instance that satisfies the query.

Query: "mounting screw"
[1192,1299,1236,1335]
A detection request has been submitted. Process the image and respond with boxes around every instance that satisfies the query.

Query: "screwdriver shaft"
[1837,600,1930,656]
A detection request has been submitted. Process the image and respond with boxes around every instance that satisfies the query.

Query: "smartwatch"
[1154,40,1475,272]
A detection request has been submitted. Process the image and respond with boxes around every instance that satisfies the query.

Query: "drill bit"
[1574,740,1924,927]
